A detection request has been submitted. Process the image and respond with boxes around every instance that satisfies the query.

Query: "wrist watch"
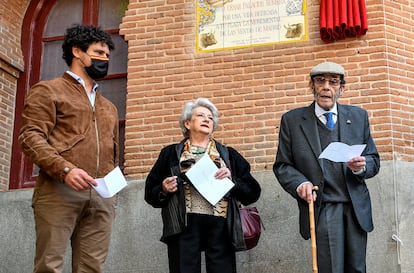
[63,166,75,178]
[62,166,75,183]
[64,167,71,174]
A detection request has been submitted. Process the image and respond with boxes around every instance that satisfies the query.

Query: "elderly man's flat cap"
[310,62,345,77]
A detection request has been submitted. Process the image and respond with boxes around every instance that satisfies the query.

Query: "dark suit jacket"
[273,102,380,239]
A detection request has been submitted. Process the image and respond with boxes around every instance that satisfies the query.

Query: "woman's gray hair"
[179,98,219,137]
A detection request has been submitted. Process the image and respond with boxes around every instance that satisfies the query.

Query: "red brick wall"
[0,0,26,71]
[0,61,19,190]
[119,0,414,179]
[2,0,412,185]
[381,0,414,161]
[0,0,26,190]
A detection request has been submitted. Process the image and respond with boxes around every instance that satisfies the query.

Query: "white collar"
[65,71,99,93]
[315,102,337,118]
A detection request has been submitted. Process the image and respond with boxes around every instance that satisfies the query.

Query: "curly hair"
[62,24,115,66]
[179,98,219,137]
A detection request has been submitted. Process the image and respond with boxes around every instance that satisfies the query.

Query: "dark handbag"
[240,206,262,250]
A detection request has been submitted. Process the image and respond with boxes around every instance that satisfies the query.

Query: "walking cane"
[309,186,319,273]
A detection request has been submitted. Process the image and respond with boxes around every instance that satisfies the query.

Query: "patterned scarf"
[180,139,228,218]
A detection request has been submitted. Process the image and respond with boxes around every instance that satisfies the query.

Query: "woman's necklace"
[190,144,206,154]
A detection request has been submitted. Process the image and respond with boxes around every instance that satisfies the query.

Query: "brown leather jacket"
[19,73,119,184]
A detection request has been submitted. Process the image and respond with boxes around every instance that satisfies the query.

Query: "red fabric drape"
[320,0,368,43]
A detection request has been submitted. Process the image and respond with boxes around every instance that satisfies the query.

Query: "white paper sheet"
[319,142,366,162]
[93,166,127,198]
[185,153,235,206]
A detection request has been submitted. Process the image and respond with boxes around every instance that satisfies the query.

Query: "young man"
[273,62,380,273]
[19,24,119,273]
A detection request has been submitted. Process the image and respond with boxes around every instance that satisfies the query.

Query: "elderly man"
[273,61,380,273]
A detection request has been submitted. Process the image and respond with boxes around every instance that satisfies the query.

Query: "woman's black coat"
[145,138,261,244]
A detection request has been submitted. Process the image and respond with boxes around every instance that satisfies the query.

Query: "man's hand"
[297,182,317,204]
[346,156,366,173]
[64,168,97,191]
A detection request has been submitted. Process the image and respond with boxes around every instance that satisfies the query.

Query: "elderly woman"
[145,98,261,273]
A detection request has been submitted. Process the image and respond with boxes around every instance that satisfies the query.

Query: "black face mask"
[85,56,109,79]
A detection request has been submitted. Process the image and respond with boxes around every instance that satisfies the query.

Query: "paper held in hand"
[185,153,235,206]
[318,142,366,162]
[93,166,127,198]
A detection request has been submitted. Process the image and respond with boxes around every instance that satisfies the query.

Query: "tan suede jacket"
[19,73,119,184]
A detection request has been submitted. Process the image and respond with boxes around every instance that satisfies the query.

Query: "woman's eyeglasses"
[194,113,214,122]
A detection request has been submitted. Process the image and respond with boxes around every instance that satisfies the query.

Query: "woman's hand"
[162,176,178,194]
[214,167,232,180]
